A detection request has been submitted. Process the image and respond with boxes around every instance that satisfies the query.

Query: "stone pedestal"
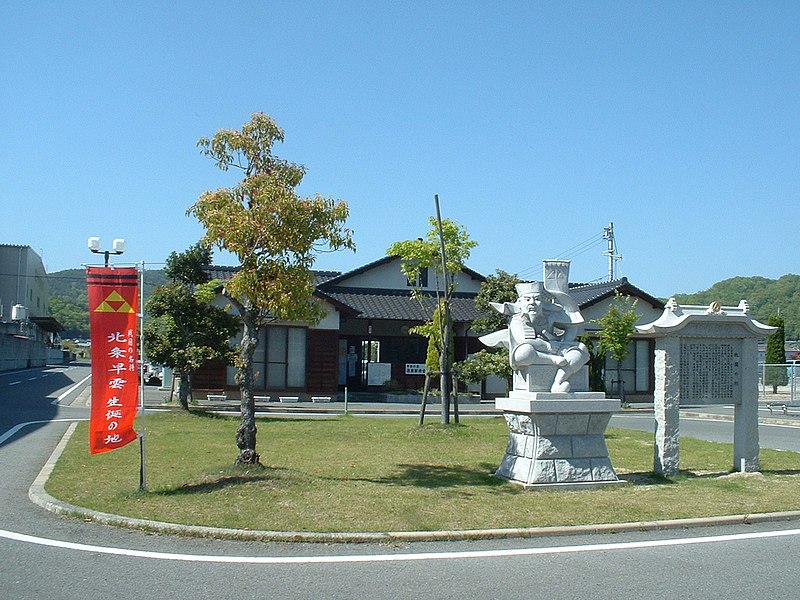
[495,392,624,489]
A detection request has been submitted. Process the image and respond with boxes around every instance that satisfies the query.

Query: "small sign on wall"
[405,363,426,375]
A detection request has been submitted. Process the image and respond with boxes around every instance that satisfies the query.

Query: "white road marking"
[51,374,92,406]
[0,419,88,446]
[0,526,798,564]
[9,381,21,386]
[2,397,797,565]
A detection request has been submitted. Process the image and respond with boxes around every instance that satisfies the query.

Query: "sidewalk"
[140,385,800,426]
[141,384,501,416]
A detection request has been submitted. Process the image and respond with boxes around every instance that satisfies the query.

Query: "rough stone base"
[495,394,623,488]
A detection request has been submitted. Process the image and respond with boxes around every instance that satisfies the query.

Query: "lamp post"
[88,236,126,267]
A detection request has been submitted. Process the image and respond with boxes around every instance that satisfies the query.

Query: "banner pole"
[138,260,147,491]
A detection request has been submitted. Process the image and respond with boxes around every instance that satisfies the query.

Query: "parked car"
[142,364,163,386]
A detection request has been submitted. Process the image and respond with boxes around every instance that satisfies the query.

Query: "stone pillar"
[653,337,681,476]
[734,338,760,472]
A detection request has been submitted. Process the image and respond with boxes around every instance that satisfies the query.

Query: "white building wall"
[341,257,483,293]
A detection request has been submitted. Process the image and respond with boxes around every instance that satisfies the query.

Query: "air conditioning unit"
[12,304,27,322]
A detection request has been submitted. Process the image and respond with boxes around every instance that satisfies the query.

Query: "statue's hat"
[515,281,543,297]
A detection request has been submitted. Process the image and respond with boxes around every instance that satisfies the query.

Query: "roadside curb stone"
[29,420,800,544]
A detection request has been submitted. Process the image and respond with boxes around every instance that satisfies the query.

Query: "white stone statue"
[480,260,589,393]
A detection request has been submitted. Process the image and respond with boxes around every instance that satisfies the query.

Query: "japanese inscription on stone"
[679,340,740,404]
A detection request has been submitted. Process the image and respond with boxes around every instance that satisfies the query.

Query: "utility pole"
[434,194,452,425]
[603,222,621,281]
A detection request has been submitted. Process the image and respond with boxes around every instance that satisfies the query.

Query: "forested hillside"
[48,268,166,338]
[671,274,800,340]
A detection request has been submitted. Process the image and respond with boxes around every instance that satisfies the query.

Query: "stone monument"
[636,299,776,475]
[481,260,623,489]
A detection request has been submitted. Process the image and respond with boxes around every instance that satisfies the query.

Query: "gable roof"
[321,255,485,287]
[204,263,661,324]
[315,255,485,322]
[567,277,664,311]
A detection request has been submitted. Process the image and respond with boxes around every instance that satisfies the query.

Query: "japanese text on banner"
[87,267,139,454]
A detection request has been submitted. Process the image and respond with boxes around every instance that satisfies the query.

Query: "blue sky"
[1,2,797,298]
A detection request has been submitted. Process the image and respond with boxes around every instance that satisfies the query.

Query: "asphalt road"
[2,366,800,599]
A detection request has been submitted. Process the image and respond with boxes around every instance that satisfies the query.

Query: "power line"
[514,232,605,279]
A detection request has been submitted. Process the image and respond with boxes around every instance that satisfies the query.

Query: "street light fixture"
[88,236,127,267]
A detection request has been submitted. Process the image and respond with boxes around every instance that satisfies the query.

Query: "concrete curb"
[29,422,800,544]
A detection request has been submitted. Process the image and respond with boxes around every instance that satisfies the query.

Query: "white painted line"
[0,419,88,446]
[0,526,798,564]
[51,374,92,406]
[9,381,21,386]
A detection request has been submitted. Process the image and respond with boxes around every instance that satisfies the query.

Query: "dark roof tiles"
[318,287,483,322]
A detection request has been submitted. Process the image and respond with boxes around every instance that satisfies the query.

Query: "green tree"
[453,269,519,396]
[454,350,512,394]
[49,294,89,338]
[595,293,639,403]
[765,314,788,393]
[472,269,519,335]
[387,205,477,424]
[410,301,454,372]
[188,113,355,465]
[143,245,239,409]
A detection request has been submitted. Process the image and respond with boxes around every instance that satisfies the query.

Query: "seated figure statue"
[480,272,589,393]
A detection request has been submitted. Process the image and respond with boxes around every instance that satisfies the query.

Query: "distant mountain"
[671,274,800,340]
[47,269,798,342]
[48,268,167,338]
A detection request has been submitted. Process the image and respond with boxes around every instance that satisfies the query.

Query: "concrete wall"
[0,245,50,321]
[0,332,48,371]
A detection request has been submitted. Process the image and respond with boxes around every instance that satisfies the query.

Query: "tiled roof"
[203,265,661,324]
[204,266,342,286]
[322,255,485,287]
[204,265,238,281]
[568,277,664,310]
[317,286,482,322]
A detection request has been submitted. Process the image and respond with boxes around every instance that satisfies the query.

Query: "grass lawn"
[45,411,800,533]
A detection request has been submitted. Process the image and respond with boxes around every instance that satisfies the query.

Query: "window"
[604,339,652,394]
[635,340,650,392]
[265,326,306,389]
[361,340,381,385]
[406,267,428,287]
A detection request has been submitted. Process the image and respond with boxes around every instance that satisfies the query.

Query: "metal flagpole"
[138,260,147,490]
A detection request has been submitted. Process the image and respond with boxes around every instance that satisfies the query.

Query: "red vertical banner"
[87,267,140,454]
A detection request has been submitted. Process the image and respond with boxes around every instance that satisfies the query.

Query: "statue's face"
[520,293,542,316]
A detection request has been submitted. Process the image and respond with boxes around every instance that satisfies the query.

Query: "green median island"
[45,411,800,535]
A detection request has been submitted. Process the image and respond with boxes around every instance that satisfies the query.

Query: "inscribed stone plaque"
[679,340,741,404]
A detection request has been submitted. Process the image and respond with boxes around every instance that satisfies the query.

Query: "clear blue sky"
[2,2,797,298]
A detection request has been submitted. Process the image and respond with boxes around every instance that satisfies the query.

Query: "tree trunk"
[419,371,432,426]
[235,307,260,465]
[440,361,451,424]
[177,371,191,410]
[452,372,459,424]
[439,302,452,425]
